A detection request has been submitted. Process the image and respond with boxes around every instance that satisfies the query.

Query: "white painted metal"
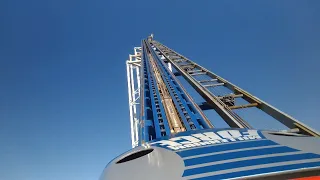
[126,47,142,148]
[129,63,137,145]
[135,66,140,144]
[126,62,135,148]
[168,62,172,72]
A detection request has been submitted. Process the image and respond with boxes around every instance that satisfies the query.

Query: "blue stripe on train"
[185,146,298,166]
[190,161,320,180]
[183,153,320,176]
[177,140,276,157]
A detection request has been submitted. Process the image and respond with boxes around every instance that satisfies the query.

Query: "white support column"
[130,63,138,147]
[126,47,142,148]
[126,62,135,148]
[134,66,140,144]
[168,62,173,72]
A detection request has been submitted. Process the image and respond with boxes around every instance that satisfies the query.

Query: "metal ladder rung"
[229,103,258,109]
[203,83,224,87]
[218,94,243,99]
[181,65,196,70]
[198,79,218,83]
[177,60,187,64]
[187,69,202,73]
[180,64,193,67]
[190,72,207,76]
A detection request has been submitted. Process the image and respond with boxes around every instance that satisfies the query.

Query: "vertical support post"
[126,47,142,147]
[168,62,172,72]
[130,64,137,141]
[126,62,135,148]
[135,66,140,144]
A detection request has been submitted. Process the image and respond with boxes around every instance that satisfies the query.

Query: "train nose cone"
[100,146,185,180]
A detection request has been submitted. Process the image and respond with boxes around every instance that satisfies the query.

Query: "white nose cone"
[100,146,185,180]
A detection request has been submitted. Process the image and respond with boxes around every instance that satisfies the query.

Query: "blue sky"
[1,0,320,180]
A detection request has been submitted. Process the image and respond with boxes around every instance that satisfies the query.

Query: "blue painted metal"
[149,42,211,129]
[141,43,171,141]
[184,146,298,166]
[145,41,211,131]
[139,39,214,142]
[146,44,198,131]
[177,140,278,157]
[140,44,153,142]
[184,153,320,176]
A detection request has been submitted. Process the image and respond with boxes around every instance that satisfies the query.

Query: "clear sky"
[1,0,320,180]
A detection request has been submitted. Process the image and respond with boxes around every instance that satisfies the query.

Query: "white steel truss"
[126,47,142,148]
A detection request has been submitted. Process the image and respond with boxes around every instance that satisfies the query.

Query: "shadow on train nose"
[100,146,185,180]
